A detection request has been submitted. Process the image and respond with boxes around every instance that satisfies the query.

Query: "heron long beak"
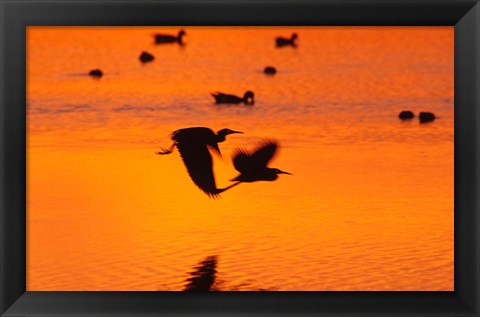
[230,130,244,134]
[279,170,292,175]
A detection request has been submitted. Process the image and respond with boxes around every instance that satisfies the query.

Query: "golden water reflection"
[27,27,453,290]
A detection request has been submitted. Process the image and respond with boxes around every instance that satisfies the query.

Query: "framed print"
[1,0,479,316]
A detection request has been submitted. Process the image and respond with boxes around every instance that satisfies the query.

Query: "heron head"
[178,29,186,37]
[291,33,298,41]
[274,168,292,175]
[217,128,243,139]
[243,91,255,105]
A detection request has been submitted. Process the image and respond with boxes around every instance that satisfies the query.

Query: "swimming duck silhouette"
[419,112,436,123]
[211,91,254,105]
[154,29,186,45]
[399,110,415,120]
[264,66,277,75]
[139,51,155,63]
[276,33,298,47]
[156,127,243,198]
[88,69,103,78]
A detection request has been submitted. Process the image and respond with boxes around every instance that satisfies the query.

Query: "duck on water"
[154,29,186,45]
[211,91,255,105]
[276,33,298,47]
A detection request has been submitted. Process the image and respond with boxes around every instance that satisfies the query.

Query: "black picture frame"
[1,0,479,316]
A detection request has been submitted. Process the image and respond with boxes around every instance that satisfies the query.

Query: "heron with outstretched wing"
[157,127,242,198]
[231,140,292,184]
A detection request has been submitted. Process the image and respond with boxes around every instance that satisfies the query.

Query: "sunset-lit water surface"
[27,27,453,291]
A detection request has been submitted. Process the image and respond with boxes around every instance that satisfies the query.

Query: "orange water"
[27,27,453,291]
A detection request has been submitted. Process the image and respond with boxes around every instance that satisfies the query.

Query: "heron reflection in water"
[184,255,218,291]
[156,127,243,198]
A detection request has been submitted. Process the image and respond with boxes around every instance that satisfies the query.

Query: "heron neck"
[216,135,226,143]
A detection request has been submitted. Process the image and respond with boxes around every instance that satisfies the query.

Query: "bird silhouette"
[153,29,186,45]
[276,33,298,47]
[88,69,103,78]
[399,110,415,120]
[419,112,436,123]
[157,127,243,198]
[230,140,291,184]
[263,66,277,75]
[139,51,155,63]
[211,91,254,105]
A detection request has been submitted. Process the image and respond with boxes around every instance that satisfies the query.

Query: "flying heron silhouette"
[156,127,243,198]
[230,140,291,185]
[153,29,186,45]
[276,33,298,47]
[211,91,254,105]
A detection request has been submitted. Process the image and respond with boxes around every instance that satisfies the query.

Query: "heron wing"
[232,148,251,173]
[207,142,222,157]
[176,142,219,198]
[174,127,222,157]
[251,141,278,169]
[171,127,212,141]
